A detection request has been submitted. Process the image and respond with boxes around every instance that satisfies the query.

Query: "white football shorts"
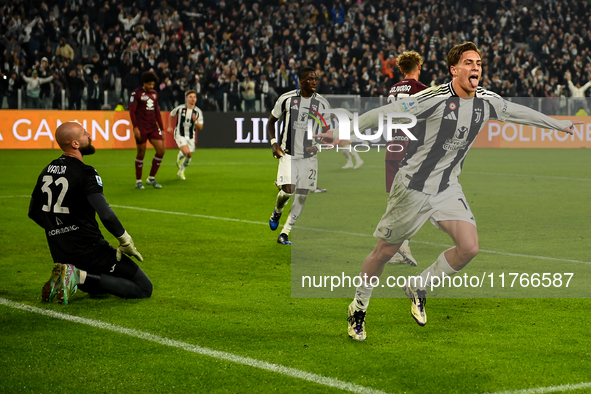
[374,173,476,244]
[174,135,195,152]
[276,154,318,190]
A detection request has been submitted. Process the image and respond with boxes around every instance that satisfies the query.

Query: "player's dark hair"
[185,89,196,97]
[397,51,424,75]
[141,71,159,84]
[447,41,482,75]
[298,66,316,79]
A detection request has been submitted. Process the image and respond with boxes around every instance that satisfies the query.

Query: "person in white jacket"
[566,72,591,113]
[118,12,141,32]
[21,70,54,109]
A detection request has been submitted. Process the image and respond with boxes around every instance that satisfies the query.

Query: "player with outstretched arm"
[317,42,574,340]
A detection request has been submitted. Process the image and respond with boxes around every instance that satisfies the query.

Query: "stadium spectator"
[77,21,98,60]
[129,71,165,189]
[118,10,141,32]
[565,72,591,113]
[158,77,175,111]
[215,74,229,111]
[192,74,204,109]
[167,90,204,180]
[66,68,85,110]
[122,66,140,101]
[227,74,242,111]
[29,121,152,305]
[55,37,74,62]
[86,73,104,110]
[38,57,53,108]
[241,75,256,112]
[50,61,68,109]
[21,69,53,109]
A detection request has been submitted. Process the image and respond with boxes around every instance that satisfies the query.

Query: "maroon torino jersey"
[384,78,428,192]
[129,87,164,134]
[386,79,428,161]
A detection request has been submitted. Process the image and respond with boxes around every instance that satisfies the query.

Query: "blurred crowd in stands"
[1,0,591,112]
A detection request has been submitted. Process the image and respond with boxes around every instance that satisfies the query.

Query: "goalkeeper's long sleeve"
[87,193,125,238]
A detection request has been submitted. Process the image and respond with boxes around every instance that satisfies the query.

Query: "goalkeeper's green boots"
[55,264,80,305]
[41,264,64,302]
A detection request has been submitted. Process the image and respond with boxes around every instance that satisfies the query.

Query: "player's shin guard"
[280,193,307,235]
[275,190,292,213]
[135,158,144,180]
[418,249,458,291]
[149,155,163,177]
[350,149,361,163]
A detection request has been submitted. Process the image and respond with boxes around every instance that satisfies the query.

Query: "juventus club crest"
[474,107,483,124]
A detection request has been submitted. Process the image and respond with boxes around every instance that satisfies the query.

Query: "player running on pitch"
[167,90,204,180]
[267,66,330,245]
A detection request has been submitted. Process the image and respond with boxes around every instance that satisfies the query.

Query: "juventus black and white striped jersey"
[170,104,203,139]
[271,89,331,158]
[356,82,572,194]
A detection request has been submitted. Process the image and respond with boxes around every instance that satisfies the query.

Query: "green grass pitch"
[1,147,590,393]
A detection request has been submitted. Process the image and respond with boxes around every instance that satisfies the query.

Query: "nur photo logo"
[306,108,418,142]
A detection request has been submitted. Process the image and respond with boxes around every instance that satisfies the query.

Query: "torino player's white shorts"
[174,135,196,152]
[276,154,318,190]
[374,173,477,244]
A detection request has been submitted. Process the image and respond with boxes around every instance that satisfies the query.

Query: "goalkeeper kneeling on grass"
[29,121,152,305]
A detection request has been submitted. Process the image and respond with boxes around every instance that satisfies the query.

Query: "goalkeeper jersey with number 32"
[29,155,108,262]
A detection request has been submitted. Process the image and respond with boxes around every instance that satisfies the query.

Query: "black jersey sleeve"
[87,193,125,237]
[28,195,45,228]
[82,166,104,196]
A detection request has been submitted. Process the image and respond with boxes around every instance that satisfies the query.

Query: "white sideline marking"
[110,204,265,225]
[109,205,591,265]
[0,298,388,394]
[485,381,591,394]
[5,195,590,265]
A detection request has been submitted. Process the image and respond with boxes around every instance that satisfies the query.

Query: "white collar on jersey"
[296,89,316,99]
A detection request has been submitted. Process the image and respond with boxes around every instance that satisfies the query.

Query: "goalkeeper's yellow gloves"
[116,231,144,262]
